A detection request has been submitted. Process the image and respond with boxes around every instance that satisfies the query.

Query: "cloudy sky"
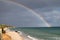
[0,0,60,27]
[11,0,60,9]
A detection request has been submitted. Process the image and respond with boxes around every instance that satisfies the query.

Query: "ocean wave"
[17,31,44,40]
[50,37,60,40]
[27,35,39,40]
[5,28,59,40]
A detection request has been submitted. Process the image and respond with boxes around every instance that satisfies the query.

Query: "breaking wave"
[4,28,43,40]
[4,27,60,40]
[17,31,44,40]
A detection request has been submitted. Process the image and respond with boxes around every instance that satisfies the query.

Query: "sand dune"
[3,28,38,40]
[2,28,24,40]
[6,31,24,40]
[2,34,11,40]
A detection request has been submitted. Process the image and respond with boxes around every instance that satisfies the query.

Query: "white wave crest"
[51,37,60,40]
[17,31,44,40]
[4,28,43,40]
[27,35,39,40]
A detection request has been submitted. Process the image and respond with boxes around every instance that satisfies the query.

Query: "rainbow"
[1,0,51,27]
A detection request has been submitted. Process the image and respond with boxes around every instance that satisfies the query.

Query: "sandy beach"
[2,28,37,40]
[2,33,11,40]
[6,31,24,40]
[2,30,24,40]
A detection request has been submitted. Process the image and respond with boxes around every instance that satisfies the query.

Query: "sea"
[11,27,60,40]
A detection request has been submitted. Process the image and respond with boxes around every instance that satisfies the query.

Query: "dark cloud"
[35,7,60,26]
[11,0,60,9]
[0,1,48,27]
[1,0,60,27]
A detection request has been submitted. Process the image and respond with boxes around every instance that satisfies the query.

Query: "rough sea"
[11,27,60,40]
